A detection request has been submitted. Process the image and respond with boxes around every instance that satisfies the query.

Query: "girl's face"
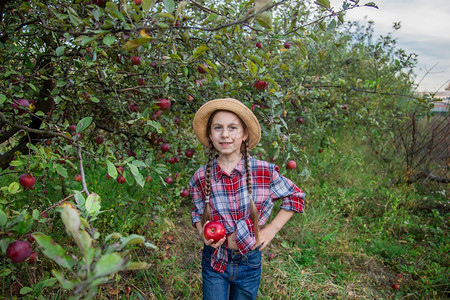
[209,111,248,158]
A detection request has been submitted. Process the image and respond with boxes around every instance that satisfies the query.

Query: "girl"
[190,98,305,300]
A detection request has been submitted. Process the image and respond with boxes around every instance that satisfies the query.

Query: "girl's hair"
[201,111,260,242]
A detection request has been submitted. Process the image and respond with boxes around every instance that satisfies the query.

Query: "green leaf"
[76,117,93,133]
[246,59,258,77]
[315,0,330,9]
[364,2,378,8]
[55,46,66,56]
[254,11,272,29]
[32,233,77,270]
[163,0,175,13]
[142,0,154,14]
[20,287,33,295]
[127,163,144,188]
[122,38,153,51]
[190,44,209,60]
[126,262,152,270]
[32,209,40,220]
[0,268,12,277]
[60,203,81,236]
[103,35,116,46]
[106,160,118,179]
[52,270,77,290]
[118,234,145,250]
[85,193,101,216]
[54,164,68,178]
[8,182,21,194]
[0,94,6,104]
[93,253,126,278]
[0,209,6,227]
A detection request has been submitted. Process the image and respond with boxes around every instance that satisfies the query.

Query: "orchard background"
[0,0,448,299]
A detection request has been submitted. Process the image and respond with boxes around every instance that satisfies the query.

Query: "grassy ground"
[4,131,448,299]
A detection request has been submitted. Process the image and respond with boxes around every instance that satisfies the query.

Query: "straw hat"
[193,98,261,149]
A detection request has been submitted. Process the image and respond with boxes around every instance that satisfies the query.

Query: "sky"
[329,0,450,92]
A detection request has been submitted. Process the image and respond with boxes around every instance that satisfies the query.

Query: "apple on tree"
[160,143,170,153]
[204,221,226,243]
[131,56,141,66]
[185,149,194,158]
[164,176,173,184]
[19,173,36,189]
[6,240,32,263]
[11,98,31,115]
[117,174,126,184]
[157,98,171,110]
[180,189,189,198]
[254,80,268,91]
[286,160,297,170]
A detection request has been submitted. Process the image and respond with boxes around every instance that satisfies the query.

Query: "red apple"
[116,166,124,174]
[318,148,323,153]
[92,0,104,6]
[392,283,400,290]
[164,176,173,184]
[204,221,226,243]
[95,136,104,144]
[296,117,305,124]
[185,149,194,158]
[254,80,268,91]
[256,42,262,48]
[19,173,36,189]
[167,157,176,164]
[284,42,291,49]
[11,98,30,115]
[267,253,276,260]
[137,78,145,86]
[188,95,194,102]
[26,234,35,244]
[133,0,142,5]
[74,174,82,182]
[342,104,348,110]
[180,189,189,198]
[117,174,126,184]
[28,252,37,264]
[286,160,296,170]
[197,64,207,74]
[131,56,141,66]
[68,124,77,132]
[157,98,171,110]
[6,240,32,263]
[160,143,170,153]
[145,175,152,183]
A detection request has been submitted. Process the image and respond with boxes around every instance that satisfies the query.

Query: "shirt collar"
[212,155,246,181]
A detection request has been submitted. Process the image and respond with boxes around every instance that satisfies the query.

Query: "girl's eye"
[229,127,237,130]
[214,126,222,130]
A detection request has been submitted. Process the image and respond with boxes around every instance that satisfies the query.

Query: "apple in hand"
[204,221,226,243]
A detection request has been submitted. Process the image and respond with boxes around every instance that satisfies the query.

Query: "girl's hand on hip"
[256,224,278,251]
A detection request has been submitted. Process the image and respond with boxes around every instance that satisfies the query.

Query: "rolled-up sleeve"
[269,165,305,213]
[189,168,206,226]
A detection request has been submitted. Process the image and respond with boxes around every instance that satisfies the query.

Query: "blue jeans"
[202,245,262,300]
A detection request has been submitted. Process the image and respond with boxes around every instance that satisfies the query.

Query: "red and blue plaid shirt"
[190,155,305,273]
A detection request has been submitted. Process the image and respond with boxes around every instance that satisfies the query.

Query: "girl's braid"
[201,140,215,226]
[244,139,260,241]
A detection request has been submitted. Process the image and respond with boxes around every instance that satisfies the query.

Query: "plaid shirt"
[190,155,305,273]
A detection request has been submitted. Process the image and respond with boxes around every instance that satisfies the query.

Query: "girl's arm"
[255,209,295,251]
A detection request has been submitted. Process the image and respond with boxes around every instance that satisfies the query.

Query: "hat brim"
[193,98,261,149]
